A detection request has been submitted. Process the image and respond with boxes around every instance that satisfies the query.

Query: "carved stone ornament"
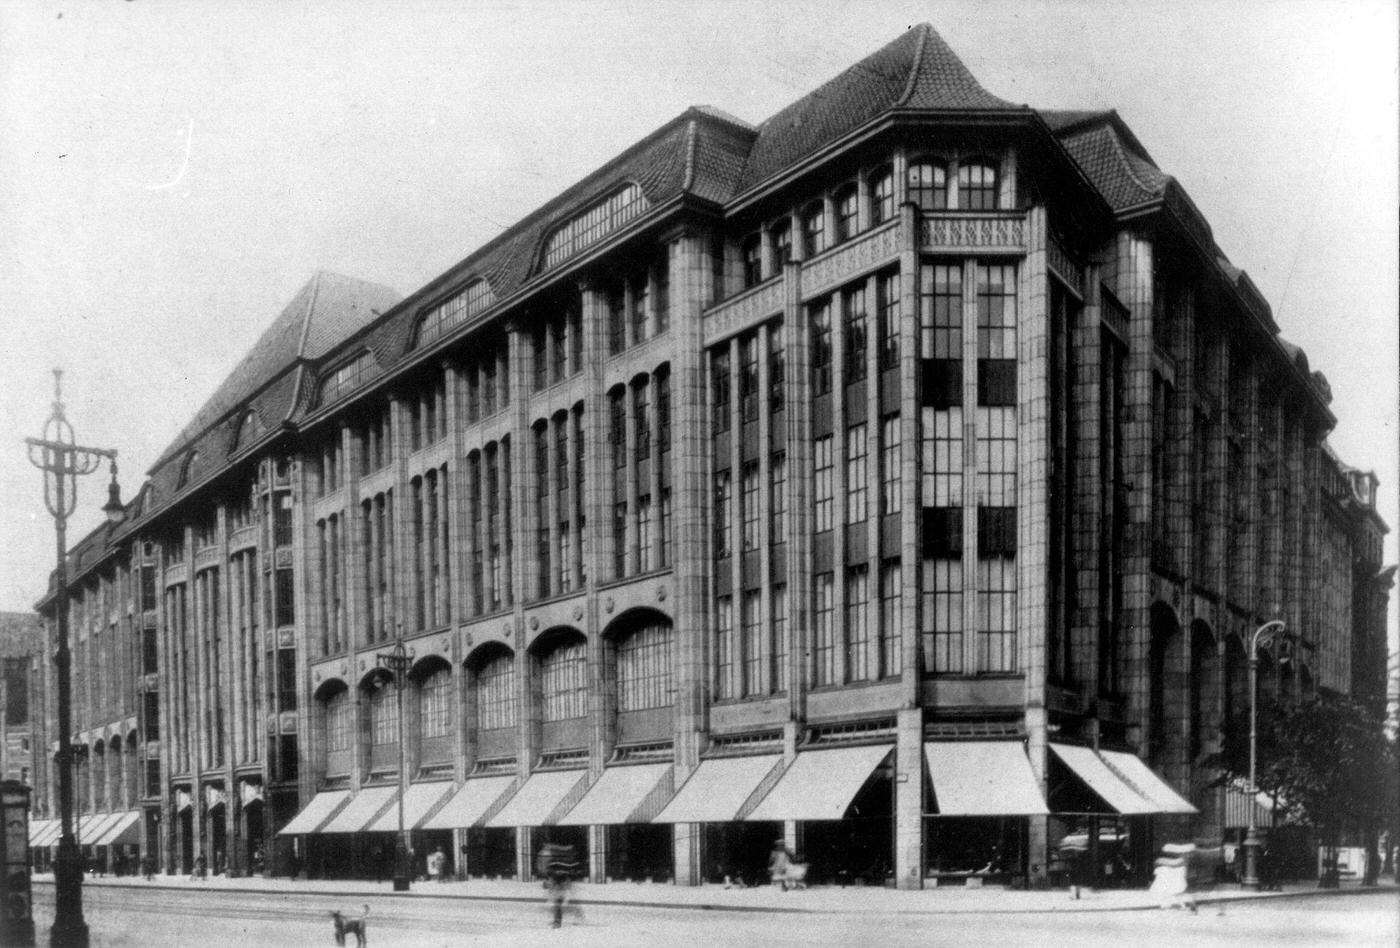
[529,616,540,631]
[657,586,667,602]
[573,605,584,621]
[604,597,614,614]
[503,623,513,639]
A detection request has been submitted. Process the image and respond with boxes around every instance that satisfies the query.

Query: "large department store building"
[31,25,1393,889]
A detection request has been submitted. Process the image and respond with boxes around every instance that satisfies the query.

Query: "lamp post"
[24,370,125,948]
[1240,618,1287,891]
[374,639,412,892]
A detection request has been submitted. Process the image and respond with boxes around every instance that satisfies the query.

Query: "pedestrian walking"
[428,846,446,883]
[141,854,156,881]
[1150,842,1197,912]
[768,840,792,891]
[192,853,207,882]
[287,851,302,882]
[538,842,582,928]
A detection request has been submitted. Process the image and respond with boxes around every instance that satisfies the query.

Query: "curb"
[32,877,1398,917]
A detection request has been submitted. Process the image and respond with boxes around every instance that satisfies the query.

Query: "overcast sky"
[1,1,1395,652]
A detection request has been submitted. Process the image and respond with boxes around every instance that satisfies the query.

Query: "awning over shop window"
[319,785,398,834]
[421,776,516,830]
[485,770,588,828]
[924,741,1049,815]
[1050,744,1155,815]
[85,812,125,844]
[76,814,107,842]
[653,755,783,824]
[1099,750,1197,815]
[32,820,63,848]
[91,810,142,847]
[745,744,892,822]
[365,782,454,833]
[278,790,351,836]
[27,819,54,847]
[555,763,672,826]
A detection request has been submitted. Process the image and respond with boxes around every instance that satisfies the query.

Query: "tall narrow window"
[542,640,588,721]
[715,595,734,700]
[613,501,628,578]
[870,168,894,224]
[977,264,1017,405]
[741,590,762,696]
[880,413,902,516]
[843,284,868,382]
[634,381,651,461]
[845,565,870,682]
[653,255,670,336]
[767,322,785,413]
[607,283,626,355]
[834,185,858,243]
[741,234,763,288]
[712,348,732,432]
[610,389,627,471]
[811,300,832,396]
[658,487,671,568]
[770,453,787,545]
[550,315,568,383]
[771,584,788,693]
[636,495,653,573]
[631,272,650,345]
[813,436,834,533]
[741,462,760,551]
[878,270,900,370]
[714,469,732,558]
[740,334,760,423]
[801,202,825,257]
[770,220,792,271]
[879,560,903,677]
[656,370,671,453]
[846,424,868,524]
[813,574,835,686]
[908,160,948,211]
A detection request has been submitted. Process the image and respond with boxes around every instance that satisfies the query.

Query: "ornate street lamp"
[1240,618,1287,891]
[374,639,413,892]
[24,370,124,948]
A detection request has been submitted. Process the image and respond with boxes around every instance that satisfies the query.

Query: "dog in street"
[331,904,370,947]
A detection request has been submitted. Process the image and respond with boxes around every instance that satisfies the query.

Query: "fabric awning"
[925,741,1049,815]
[555,763,672,826]
[420,776,516,830]
[485,770,588,828]
[654,755,783,823]
[745,744,892,822]
[85,812,125,844]
[1050,744,1155,815]
[1099,750,1198,815]
[76,814,107,841]
[27,819,53,847]
[319,785,398,834]
[32,820,63,848]
[278,790,351,835]
[91,811,142,846]
[365,782,454,833]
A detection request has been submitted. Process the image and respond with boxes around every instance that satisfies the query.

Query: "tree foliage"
[1209,691,1395,844]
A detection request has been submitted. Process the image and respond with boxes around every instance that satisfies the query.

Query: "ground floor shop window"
[464,826,517,879]
[703,820,782,886]
[605,824,672,882]
[925,816,1026,884]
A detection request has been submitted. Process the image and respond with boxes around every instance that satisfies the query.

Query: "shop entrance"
[465,827,516,878]
[702,821,781,886]
[801,768,893,886]
[605,824,672,882]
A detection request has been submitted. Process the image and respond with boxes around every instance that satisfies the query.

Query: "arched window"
[907,160,948,211]
[769,219,792,271]
[418,667,452,739]
[957,160,999,210]
[369,679,399,745]
[475,649,517,731]
[540,636,587,721]
[741,234,762,288]
[617,619,674,712]
[833,184,859,243]
[800,202,825,258]
[178,451,198,489]
[325,688,353,753]
[869,167,894,224]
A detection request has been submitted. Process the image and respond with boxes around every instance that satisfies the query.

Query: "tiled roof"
[150,271,400,472]
[1038,109,1112,133]
[1055,121,1168,211]
[738,24,1018,192]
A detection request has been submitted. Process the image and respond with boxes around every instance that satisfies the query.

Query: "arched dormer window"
[415,278,494,349]
[543,183,647,269]
[231,408,265,453]
[907,159,948,211]
[957,159,999,210]
[177,451,198,489]
[317,350,380,407]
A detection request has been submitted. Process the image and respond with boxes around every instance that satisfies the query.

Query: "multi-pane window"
[712,348,732,432]
[325,690,352,753]
[770,453,787,545]
[770,220,792,271]
[741,462,760,551]
[977,558,1016,672]
[542,184,646,267]
[418,669,452,739]
[811,300,832,396]
[274,493,294,547]
[870,168,894,224]
[541,639,587,721]
[843,284,868,382]
[740,335,760,423]
[742,235,763,288]
[813,573,835,686]
[551,315,569,383]
[767,323,785,413]
[834,185,859,243]
[846,424,868,524]
[610,389,627,470]
[631,272,650,345]
[715,595,734,700]
[658,488,671,568]
[977,263,1017,405]
[922,558,963,673]
[921,263,963,363]
[908,160,948,210]
[771,584,788,693]
[879,560,902,677]
[476,652,516,730]
[607,283,626,355]
[634,382,651,461]
[845,565,870,681]
[714,469,732,558]
[617,622,674,711]
[958,160,999,210]
[923,409,963,508]
[813,436,834,533]
[370,681,399,745]
[878,270,900,370]
[880,414,902,516]
[976,407,1017,508]
[741,590,762,696]
[656,370,671,453]
[636,495,653,572]
[612,502,627,578]
[801,202,825,257]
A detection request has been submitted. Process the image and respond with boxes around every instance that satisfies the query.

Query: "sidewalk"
[32,871,1397,915]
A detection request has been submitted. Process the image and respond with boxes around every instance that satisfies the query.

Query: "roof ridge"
[897,23,930,105]
[1105,124,1155,198]
[682,118,697,191]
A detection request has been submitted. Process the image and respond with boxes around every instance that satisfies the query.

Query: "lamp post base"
[1240,828,1263,891]
[50,839,88,948]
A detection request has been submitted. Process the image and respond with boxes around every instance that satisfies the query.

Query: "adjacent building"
[31,24,1392,889]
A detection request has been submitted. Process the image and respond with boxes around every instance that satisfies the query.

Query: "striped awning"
[1099,750,1197,815]
[278,791,351,835]
[485,771,588,828]
[745,744,892,822]
[365,782,454,833]
[91,811,142,847]
[420,776,516,830]
[654,755,783,824]
[27,819,54,847]
[318,786,397,834]
[555,764,672,826]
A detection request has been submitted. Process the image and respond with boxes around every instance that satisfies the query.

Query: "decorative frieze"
[702,280,785,347]
[802,220,901,299]
[919,213,1025,253]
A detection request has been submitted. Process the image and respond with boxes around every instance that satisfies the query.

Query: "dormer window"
[542,183,648,269]
[177,451,197,489]
[908,160,948,211]
[318,350,379,407]
[957,160,999,210]
[416,279,493,348]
